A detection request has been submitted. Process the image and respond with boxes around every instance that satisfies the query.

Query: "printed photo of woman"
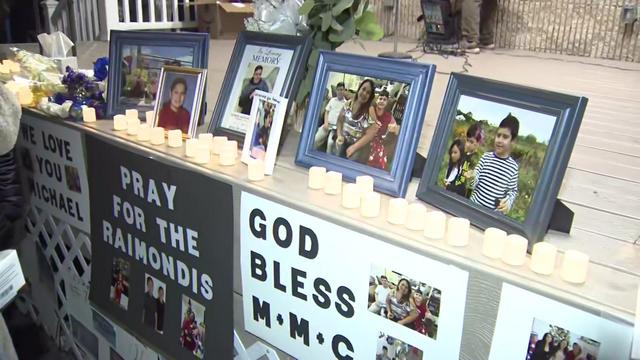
[336,78,379,163]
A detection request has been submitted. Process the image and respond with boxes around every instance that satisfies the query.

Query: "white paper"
[0,250,25,309]
[240,192,469,360]
[490,283,633,360]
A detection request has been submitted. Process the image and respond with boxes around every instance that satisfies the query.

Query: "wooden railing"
[41,0,199,42]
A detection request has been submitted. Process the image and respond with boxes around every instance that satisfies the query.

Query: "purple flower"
[94,57,109,81]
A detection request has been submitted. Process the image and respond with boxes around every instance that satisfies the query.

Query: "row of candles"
[308,166,590,285]
[82,107,267,179]
[83,109,589,285]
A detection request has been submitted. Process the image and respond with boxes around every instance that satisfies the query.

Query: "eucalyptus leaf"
[358,22,384,40]
[331,0,354,16]
[330,20,344,31]
[355,9,376,27]
[299,0,316,15]
[320,12,332,31]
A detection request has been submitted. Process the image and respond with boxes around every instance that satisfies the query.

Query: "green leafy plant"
[296,0,384,104]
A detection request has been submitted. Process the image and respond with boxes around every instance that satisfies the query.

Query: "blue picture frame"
[106,30,209,119]
[207,31,312,144]
[416,73,587,244]
[295,51,436,197]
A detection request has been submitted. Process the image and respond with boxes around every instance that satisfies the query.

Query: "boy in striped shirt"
[469,114,520,214]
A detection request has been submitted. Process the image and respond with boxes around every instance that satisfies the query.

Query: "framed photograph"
[150,66,206,138]
[489,283,633,359]
[295,51,436,197]
[241,90,288,175]
[416,73,587,244]
[106,30,209,119]
[207,31,312,144]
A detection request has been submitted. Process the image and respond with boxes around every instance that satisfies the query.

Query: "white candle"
[145,110,154,124]
[248,159,265,181]
[341,183,360,209]
[194,143,210,164]
[405,203,427,231]
[198,133,213,150]
[323,171,342,195]
[219,141,238,166]
[561,250,589,284]
[501,234,528,266]
[424,211,447,239]
[126,117,140,135]
[137,124,151,141]
[212,136,228,155]
[17,87,33,106]
[308,166,327,190]
[150,127,165,145]
[386,198,408,225]
[360,192,381,218]
[0,64,9,76]
[125,109,138,120]
[446,217,470,247]
[482,227,507,259]
[185,139,199,158]
[167,129,183,148]
[113,115,127,131]
[530,242,557,275]
[82,106,96,123]
[355,175,374,195]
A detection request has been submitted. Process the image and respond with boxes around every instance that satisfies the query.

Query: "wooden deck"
[5,39,638,276]
[5,39,639,359]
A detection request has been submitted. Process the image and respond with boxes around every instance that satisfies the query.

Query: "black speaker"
[419,0,459,45]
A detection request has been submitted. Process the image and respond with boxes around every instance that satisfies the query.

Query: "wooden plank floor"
[3,39,639,276]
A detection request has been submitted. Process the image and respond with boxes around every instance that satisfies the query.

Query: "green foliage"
[436,111,549,223]
[295,0,384,104]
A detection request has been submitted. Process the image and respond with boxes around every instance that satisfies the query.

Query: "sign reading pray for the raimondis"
[86,134,233,360]
[18,114,91,233]
[241,192,470,360]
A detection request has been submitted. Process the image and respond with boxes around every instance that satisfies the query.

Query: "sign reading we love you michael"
[240,192,470,360]
[18,114,90,232]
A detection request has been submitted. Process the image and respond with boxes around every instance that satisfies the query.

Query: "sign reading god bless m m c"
[241,192,470,360]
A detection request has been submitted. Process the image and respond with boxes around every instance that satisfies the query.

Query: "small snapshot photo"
[368,265,442,340]
[65,165,82,193]
[119,44,195,110]
[141,274,167,334]
[241,91,287,175]
[152,66,206,137]
[180,295,206,359]
[375,332,423,360]
[313,71,409,172]
[109,258,130,310]
[526,318,601,360]
[436,94,556,223]
[234,62,279,116]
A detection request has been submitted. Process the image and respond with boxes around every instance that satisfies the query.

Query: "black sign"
[86,134,233,359]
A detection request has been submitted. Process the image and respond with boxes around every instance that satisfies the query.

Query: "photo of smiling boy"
[470,114,520,214]
[157,77,191,133]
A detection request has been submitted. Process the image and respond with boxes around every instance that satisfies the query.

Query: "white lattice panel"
[21,203,92,359]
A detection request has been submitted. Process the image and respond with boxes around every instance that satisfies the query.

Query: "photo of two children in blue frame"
[436,94,556,223]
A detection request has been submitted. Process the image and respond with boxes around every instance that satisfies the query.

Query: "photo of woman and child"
[368,267,441,340]
[438,95,556,222]
[526,318,601,360]
[249,98,275,160]
[180,295,206,359]
[109,258,130,310]
[313,73,407,172]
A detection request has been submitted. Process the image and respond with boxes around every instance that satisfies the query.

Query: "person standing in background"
[460,0,498,54]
